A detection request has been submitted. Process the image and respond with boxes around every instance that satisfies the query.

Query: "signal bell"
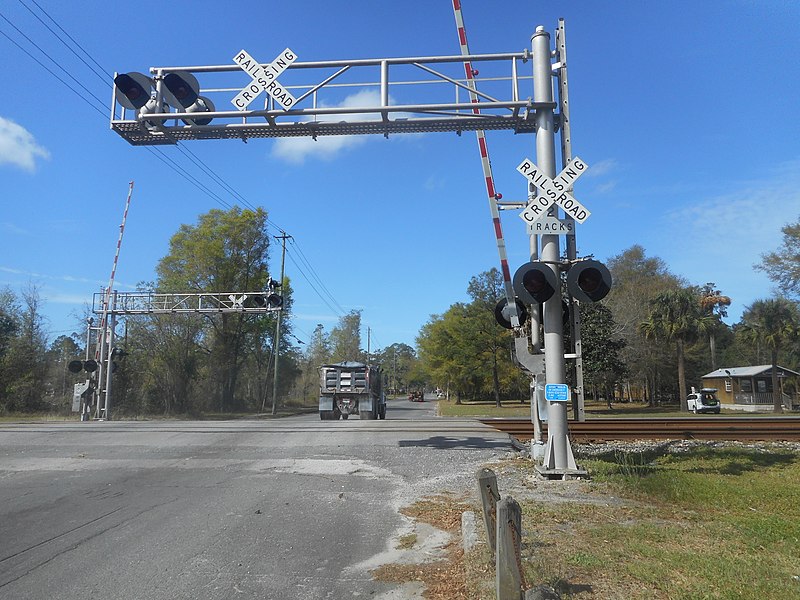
[513,261,559,305]
[567,259,612,303]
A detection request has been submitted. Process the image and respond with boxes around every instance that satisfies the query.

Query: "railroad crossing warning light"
[566,259,612,303]
[113,72,153,110]
[83,359,98,373]
[494,297,528,329]
[513,261,559,305]
[113,72,167,127]
[162,71,215,126]
[68,360,83,374]
[244,293,283,309]
[110,347,128,360]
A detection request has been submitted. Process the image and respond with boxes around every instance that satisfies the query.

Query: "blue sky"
[1,1,798,351]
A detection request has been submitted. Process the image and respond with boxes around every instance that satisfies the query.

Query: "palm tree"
[640,288,716,411]
[739,298,799,413]
[699,283,731,371]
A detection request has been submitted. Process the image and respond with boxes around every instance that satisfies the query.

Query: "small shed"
[702,365,800,410]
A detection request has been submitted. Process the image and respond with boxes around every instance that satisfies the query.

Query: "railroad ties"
[479,417,800,442]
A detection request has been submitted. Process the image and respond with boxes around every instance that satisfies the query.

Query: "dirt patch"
[372,494,475,600]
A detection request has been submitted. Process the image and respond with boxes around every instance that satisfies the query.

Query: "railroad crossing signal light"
[494,297,528,329]
[115,71,214,126]
[513,261,559,305]
[162,71,215,126]
[244,293,283,309]
[68,359,99,373]
[566,259,612,303]
[114,72,154,110]
[163,72,200,108]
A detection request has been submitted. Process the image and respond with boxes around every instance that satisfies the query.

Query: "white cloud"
[271,89,385,164]
[585,158,617,177]
[658,157,800,320]
[0,117,50,172]
[0,222,30,235]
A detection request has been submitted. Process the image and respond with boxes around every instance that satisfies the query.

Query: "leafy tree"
[155,207,283,412]
[290,323,330,404]
[640,288,716,411]
[374,342,416,393]
[417,268,526,404]
[46,334,83,410]
[606,246,682,403]
[1,285,49,412]
[329,310,362,363]
[417,304,473,403]
[580,302,627,406]
[465,268,519,406]
[760,218,800,299]
[739,298,799,412]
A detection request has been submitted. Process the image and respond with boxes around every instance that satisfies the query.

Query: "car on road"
[687,388,721,414]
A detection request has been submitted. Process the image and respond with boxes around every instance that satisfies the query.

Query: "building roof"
[703,365,800,379]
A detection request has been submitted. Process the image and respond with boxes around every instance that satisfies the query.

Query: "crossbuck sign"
[232,48,298,111]
[516,156,591,225]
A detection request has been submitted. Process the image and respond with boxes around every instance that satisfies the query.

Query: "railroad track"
[479,417,800,442]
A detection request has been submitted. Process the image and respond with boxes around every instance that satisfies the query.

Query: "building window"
[741,379,753,393]
[757,380,768,393]
[725,379,732,392]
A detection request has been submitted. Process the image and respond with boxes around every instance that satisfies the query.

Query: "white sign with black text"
[231,48,298,111]
[516,156,591,225]
[526,216,575,236]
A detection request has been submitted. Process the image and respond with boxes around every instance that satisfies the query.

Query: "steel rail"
[479,417,800,442]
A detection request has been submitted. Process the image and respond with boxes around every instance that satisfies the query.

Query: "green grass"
[518,445,800,599]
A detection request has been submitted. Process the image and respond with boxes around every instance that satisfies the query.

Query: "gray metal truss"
[93,292,282,315]
[110,51,554,145]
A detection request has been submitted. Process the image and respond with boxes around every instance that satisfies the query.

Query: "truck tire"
[342,413,349,420]
[320,411,334,420]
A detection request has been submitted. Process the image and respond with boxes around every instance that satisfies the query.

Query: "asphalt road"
[0,398,511,599]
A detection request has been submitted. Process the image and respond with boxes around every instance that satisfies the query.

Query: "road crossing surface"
[0,399,511,599]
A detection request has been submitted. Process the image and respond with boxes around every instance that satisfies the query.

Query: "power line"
[2,8,365,344]
[146,147,236,211]
[17,0,109,87]
[286,239,348,315]
[0,22,108,119]
[284,252,345,318]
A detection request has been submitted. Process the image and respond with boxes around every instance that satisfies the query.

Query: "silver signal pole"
[532,26,580,475]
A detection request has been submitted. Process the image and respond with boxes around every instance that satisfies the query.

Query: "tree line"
[1,209,798,416]
[0,207,422,417]
[414,220,800,411]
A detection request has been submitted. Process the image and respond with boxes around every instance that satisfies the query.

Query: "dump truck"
[319,361,386,420]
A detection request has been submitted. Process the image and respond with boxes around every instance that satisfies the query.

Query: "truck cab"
[687,388,721,414]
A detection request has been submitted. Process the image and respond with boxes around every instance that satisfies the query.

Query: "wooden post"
[496,496,524,600]
[476,468,499,556]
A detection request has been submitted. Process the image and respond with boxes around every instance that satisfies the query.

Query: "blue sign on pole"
[544,383,570,402]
